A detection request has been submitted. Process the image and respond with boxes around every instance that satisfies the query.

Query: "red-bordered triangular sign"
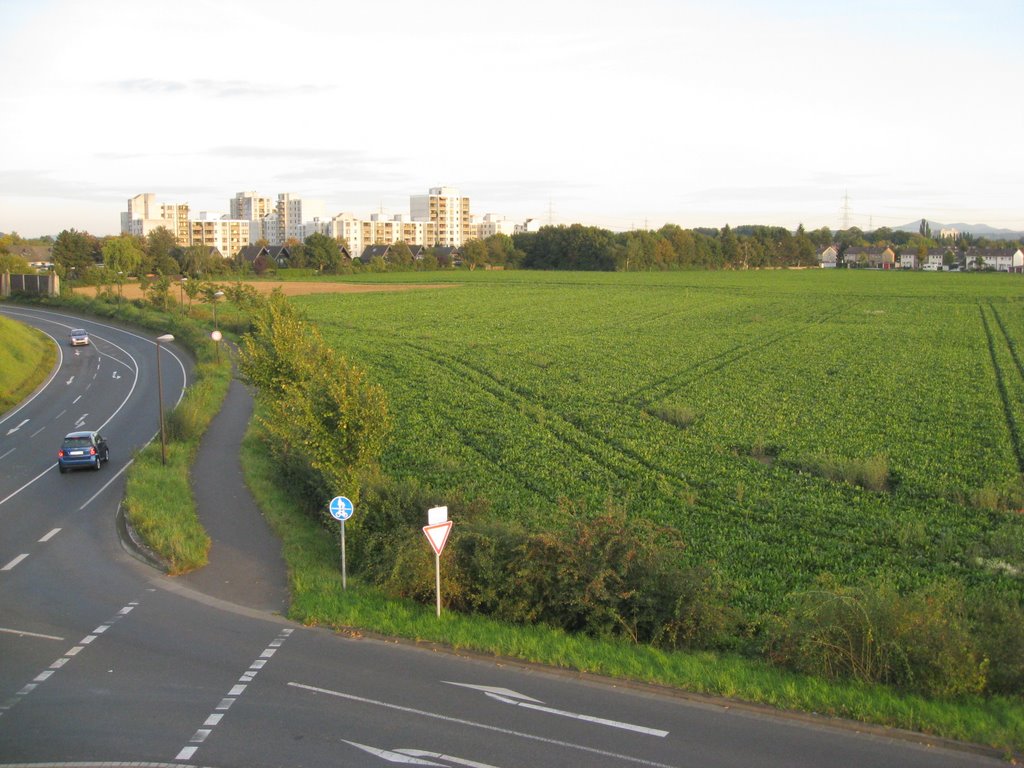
[422,520,453,555]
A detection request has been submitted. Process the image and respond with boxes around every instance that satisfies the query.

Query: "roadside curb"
[116,500,170,573]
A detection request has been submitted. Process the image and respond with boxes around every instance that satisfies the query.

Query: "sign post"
[329,496,354,589]
[422,506,453,617]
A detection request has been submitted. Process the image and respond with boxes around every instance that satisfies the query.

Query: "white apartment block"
[410,186,472,247]
[230,191,274,240]
[364,213,436,248]
[189,212,252,260]
[475,213,518,238]
[275,193,325,245]
[327,213,364,258]
[121,193,191,246]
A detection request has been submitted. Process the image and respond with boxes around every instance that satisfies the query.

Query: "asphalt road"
[0,304,1007,768]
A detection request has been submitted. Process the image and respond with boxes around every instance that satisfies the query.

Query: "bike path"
[178,373,289,614]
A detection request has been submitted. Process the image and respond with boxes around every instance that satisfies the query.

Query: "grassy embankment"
[0,313,56,414]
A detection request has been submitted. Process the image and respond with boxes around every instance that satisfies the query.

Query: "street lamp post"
[212,290,224,363]
[155,334,174,465]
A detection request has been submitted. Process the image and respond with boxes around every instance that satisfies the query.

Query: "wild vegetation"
[278,269,1024,699]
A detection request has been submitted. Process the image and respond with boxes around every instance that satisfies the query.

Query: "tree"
[147,227,179,271]
[238,291,391,507]
[304,232,341,273]
[0,253,31,274]
[918,218,932,239]
[459,239,487,270]
[52,229,99,278]
[388,241,414,268]
[101,236,143,277]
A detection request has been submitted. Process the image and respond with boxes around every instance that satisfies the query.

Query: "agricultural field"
[294,270,1024,616]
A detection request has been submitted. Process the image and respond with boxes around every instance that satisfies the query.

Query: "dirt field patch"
[75,280,457,302]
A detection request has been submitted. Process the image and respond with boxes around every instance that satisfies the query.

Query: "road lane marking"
[39,528,62,542]
[485,691,669,737]
[0,448,14,460]
[0,627,64,641]
[0,599,141,719]
[289,682,678,768]
[5,419,29,435]
[73,395,82,403]
[1,554,29,571]
[174,627,294,762]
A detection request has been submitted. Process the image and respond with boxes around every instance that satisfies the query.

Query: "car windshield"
[71,329,86,335]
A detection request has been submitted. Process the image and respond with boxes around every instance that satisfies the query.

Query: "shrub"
[767,576,987,698]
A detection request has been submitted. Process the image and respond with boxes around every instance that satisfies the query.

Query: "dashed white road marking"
[174,627,294,762]
[39,527,62,542]
[1,554,29,571]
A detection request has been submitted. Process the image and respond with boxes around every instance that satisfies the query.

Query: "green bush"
[767,576,987,698]
[347,481,735,651]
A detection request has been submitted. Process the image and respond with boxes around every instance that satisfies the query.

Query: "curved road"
[0,305,1006,768]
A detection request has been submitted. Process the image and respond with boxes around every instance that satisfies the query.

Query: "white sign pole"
[435,552,442,617]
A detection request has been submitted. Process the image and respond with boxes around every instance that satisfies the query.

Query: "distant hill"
[895,220,1024,240]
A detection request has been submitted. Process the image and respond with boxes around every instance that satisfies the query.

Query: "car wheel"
[94,456,102,470]
[59,464,67,474]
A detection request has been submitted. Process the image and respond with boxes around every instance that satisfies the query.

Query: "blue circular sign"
[329,496,354,521]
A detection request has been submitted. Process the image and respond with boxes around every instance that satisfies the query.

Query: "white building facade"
[410,186,472,247]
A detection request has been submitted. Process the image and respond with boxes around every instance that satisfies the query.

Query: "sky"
[1,0,1021,238]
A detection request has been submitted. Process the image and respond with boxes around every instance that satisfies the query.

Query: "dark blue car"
[58,430,109,473]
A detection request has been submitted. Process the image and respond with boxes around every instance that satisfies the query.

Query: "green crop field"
[295,269,1024,616]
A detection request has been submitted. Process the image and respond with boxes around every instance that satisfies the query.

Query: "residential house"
[967,248,1024,272]
[844,247,895,269]
[818,245,839,268]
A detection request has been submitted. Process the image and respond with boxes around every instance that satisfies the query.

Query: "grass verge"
[0,313,57,414]
[241,415,1024,757]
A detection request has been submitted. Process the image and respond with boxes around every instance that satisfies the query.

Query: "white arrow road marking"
[66,376,74,385]
[112,370,120,379]
[75,413,88,428]
[5,419,29,435]
[0,627,64,641]
[445,682,668,738]
[344,741,446,765]
[396,749,505,767]
[443,683,542,702]
[290,683,676,767]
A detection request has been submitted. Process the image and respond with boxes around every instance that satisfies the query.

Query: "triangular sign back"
[423,520,453,555]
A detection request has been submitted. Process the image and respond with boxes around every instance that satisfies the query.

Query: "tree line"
[4,221,1021,279]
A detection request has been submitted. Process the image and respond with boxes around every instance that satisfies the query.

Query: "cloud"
[106,79,329,99]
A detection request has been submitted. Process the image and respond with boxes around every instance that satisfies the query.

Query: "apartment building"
[475,213,518,238]
[410,186,472,247]
[189,212,252,260]
[275,193,325,244]
[229,191,274,240]
[120,193,190,246]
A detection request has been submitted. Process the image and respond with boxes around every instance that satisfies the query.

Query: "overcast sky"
[1,0,1020,238]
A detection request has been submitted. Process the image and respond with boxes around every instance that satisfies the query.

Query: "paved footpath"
[178,373,290,614]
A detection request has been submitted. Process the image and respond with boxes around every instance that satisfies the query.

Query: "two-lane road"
[0,305,1006,768]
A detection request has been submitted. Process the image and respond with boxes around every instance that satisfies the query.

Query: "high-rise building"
[275,193,325,244]
[189,212,252,261]
[410,186,472,247]
[230,192,273,242]
[121,193,190,246]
